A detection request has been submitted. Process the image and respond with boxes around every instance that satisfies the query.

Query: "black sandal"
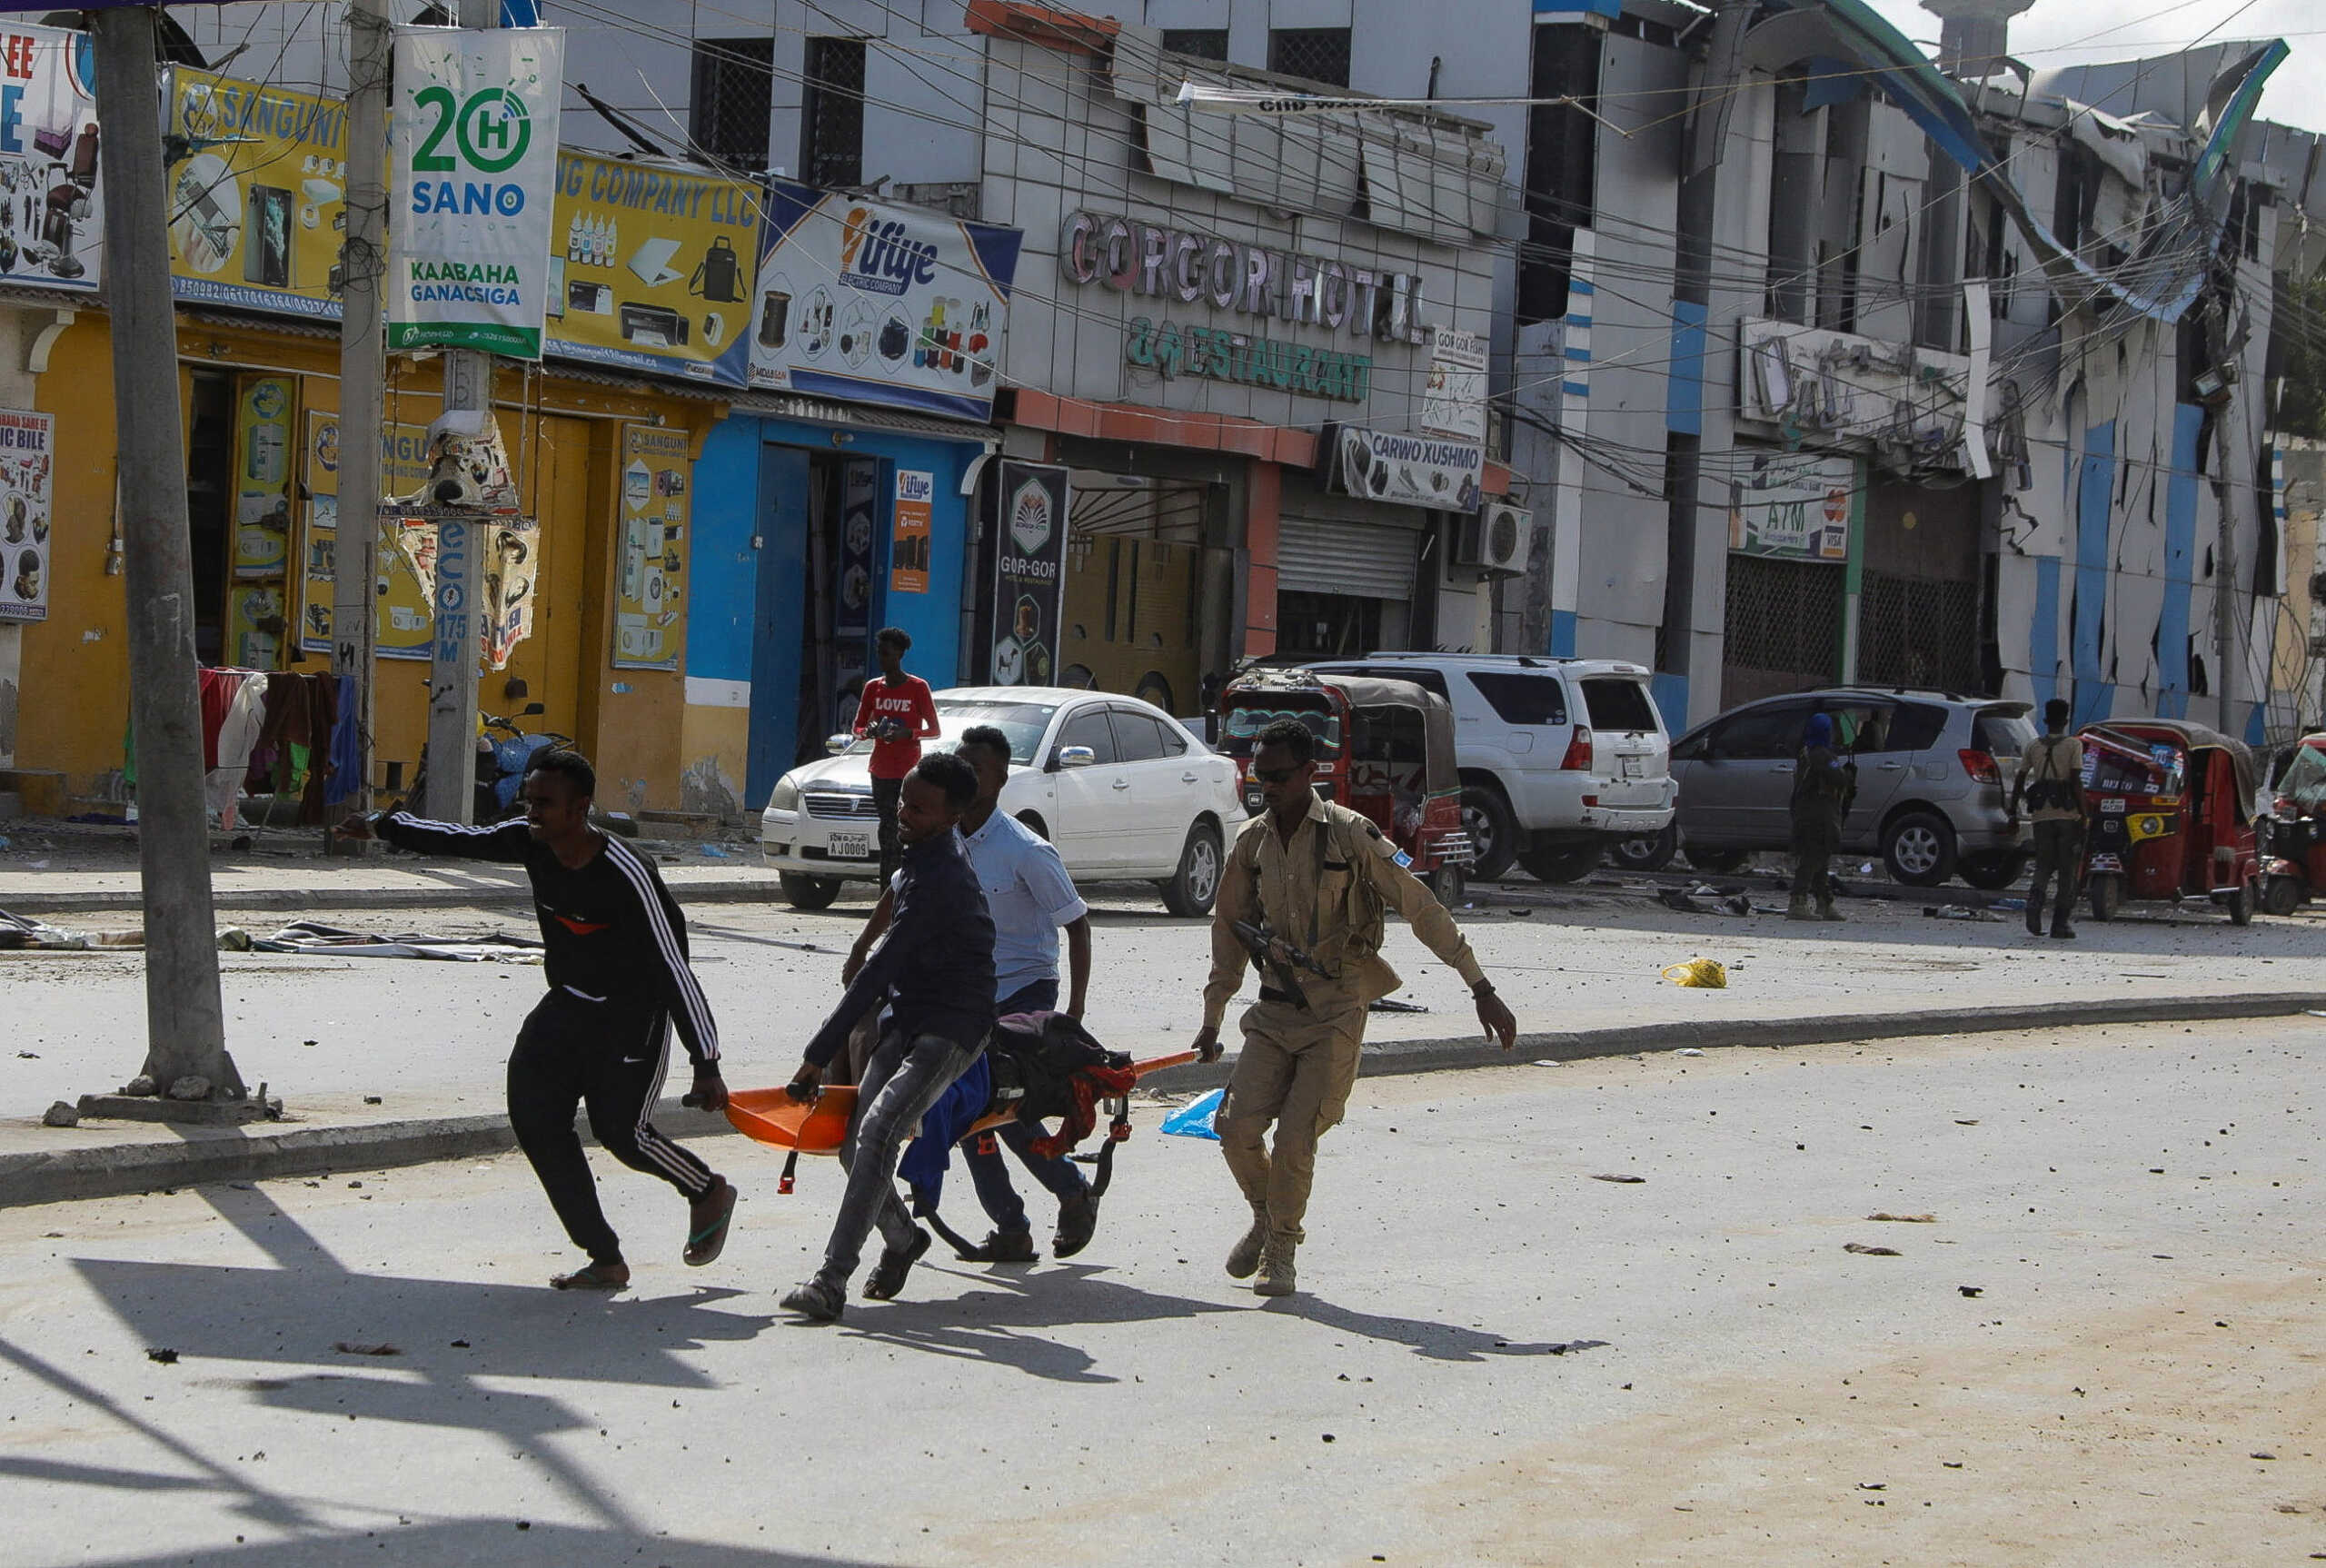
[551,1261,630,1291]
[861,1226,931,1300]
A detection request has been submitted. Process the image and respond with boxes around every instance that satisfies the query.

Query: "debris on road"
[1160,1089,1224,1141]
[1844,1243,1902,1255]
[1368,998,1428,1014]
[0,909,89,949]
[1867,1212,1936,1223]
[1677,1047,1705,1057]
[40,1100,78,1127]
[333,1342,402,1357]
[1662,958,1727,987]
[256,920,545,963]
[145,1347,179,1365]
[1592,1173,1646,1184]
[1958,1285,1983,1296]
[1924,905,2003,921]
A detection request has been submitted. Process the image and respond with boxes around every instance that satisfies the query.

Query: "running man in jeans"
[842,724,1098,1261]
[337,750,738,1290]
[782,752,995,1322]
[853,627,941,886]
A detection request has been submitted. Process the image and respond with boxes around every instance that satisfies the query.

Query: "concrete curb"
[7,989,2323,1208]
[1128,988,2326,1094]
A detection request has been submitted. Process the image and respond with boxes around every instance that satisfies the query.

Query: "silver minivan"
[1662,688,2036,888]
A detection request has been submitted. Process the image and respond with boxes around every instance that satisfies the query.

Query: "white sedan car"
[760,686,1245,916]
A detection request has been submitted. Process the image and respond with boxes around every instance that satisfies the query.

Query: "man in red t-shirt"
[853,627,942,883]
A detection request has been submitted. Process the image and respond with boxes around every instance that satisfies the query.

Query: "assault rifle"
[1231,919,1331,1011]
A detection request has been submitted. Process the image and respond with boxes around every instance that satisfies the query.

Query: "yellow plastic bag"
[1661,958,1727,989]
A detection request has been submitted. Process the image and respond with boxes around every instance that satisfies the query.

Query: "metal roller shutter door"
[1276,515,1423,599]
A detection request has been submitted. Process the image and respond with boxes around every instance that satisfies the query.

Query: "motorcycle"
[403,702,573,823]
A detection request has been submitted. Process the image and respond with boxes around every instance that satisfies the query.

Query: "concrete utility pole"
[1658,0,1752,717]
[88,6,245,1107]
[335,0,392,834]
[419,0,498,823]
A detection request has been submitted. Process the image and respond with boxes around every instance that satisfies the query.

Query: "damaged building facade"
[1523,0,2324,742]
[102,0,2326,784]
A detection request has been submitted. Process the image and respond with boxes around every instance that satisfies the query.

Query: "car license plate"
[1620,755,1644,779]
[827,830,873,860]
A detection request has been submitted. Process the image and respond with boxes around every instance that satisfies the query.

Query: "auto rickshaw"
[2077,719,2262,925]
[2260,730,2326,915]
[1217,667,1475,902]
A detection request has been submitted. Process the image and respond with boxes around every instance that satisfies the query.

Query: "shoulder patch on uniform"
[1391,848,1413,868]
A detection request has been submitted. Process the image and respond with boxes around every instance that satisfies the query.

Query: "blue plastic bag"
[1160,1087,1224,1141]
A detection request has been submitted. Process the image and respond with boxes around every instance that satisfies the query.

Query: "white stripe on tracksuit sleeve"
[601,836,721,1065]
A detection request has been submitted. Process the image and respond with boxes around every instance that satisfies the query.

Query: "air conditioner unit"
[1452,502,1534,577]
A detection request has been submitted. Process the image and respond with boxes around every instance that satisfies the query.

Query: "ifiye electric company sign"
[750,179,1024,422]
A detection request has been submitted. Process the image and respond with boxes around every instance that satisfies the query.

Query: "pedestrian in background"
[854,627,941,885]
[1787,711,1854,922]
[2012,697,2086,939]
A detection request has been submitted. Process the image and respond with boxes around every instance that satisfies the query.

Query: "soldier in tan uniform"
[1191,719,1518,1296]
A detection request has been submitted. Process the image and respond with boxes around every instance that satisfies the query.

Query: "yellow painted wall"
[21,312,129,789]
[677,701,750,815]
[15,310,721,809]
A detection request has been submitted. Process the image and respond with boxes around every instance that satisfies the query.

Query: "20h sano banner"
[387,26,562,357]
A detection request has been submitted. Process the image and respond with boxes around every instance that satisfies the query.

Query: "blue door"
[747,443,814,809]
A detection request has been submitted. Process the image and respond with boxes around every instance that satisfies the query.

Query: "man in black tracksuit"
[339,749,737,1290]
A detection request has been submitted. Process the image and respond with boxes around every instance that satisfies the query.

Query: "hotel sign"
[1062,210,1435,345]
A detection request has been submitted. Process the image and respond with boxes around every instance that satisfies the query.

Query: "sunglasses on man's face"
[1249,764,1304,785]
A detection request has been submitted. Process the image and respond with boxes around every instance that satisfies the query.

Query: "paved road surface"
[1,1018,2320,1565]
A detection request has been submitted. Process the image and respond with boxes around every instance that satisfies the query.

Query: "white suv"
[1302,654,1675,882]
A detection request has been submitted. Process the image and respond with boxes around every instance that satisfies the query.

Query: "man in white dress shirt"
[842,723,1098,1259]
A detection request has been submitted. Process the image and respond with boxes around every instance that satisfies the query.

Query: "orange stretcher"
[723,1051,1199,1155]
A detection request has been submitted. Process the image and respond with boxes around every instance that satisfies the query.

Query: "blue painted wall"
[688,420,760,688]
[2030,555,2062,712]
[2072,422,2117,729]
[2157,403,2203,719]
[687,414,986,800]
[1665,301,1707,436]
[1649,671,1690,737]
[1549,608,1577,657]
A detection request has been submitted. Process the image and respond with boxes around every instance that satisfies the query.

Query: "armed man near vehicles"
[1191,719,1518,1298]
[336,749,738,1292]
[2012,697,2087,939]
[1787,712,1855,922]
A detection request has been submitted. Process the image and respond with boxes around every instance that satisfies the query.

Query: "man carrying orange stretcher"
[777,752,992,1324]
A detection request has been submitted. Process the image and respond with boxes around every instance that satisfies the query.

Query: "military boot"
[1254,1236,1297,1296]
[1786,889,1817,921]
[1225,1204,1269,1279]
[2024,895,2044,936]
[1815,889,1845,922]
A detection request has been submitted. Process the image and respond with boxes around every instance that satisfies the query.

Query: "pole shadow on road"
[0,1519,879,1566]
[10,1183,773,1543]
